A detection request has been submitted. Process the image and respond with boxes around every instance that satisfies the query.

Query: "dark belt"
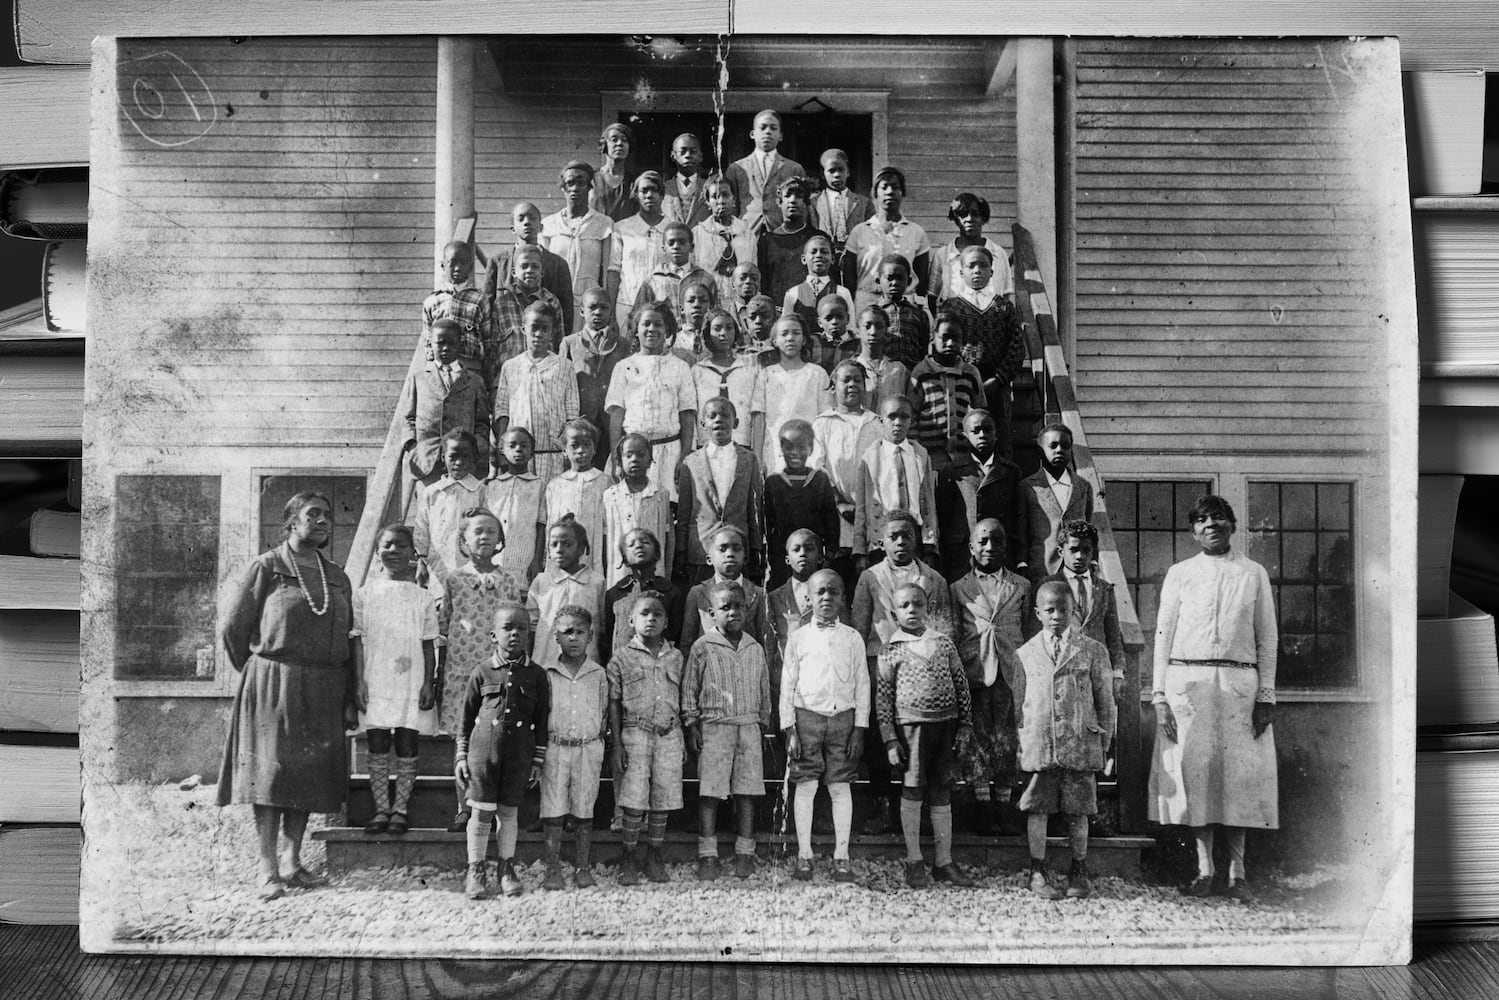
[1170,658,1256,669]
[550,733,603,747]
[624,718,680,736]
[647,433,680,447]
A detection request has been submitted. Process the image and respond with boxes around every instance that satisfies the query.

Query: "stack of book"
[1413,69,1499,932]
[0,51,88,928]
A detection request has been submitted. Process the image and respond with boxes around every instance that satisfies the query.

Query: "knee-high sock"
[496,805,519,860]
[900,795,924,863]
[827,782,853,859]
[392,755,418,816]
[621,809,645,849]
[1194,826,1216,878]
[1225,827,1247,880]
[466,809,492,865]
[543,818,564,863]
[931,803,954,868]
[368,751,391,817]
[647,810,668,847]
[1027,812,1049,863]
[1068,814,1089,861]
[794,781,817,858]
[574,822,593,869]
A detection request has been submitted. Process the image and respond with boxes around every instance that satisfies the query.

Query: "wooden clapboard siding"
[91,37,436,451]
[1070,38,1392,459]
[475,37,1015,254]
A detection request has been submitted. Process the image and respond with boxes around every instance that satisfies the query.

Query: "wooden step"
[314,827,1155,878]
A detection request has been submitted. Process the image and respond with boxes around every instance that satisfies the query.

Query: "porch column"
[435,36,476,283]
[1015,38,1059,357]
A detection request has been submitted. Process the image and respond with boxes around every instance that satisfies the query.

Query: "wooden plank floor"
[6,925,1499,999]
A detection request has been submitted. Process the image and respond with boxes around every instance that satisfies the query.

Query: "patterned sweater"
[875,628,972,745]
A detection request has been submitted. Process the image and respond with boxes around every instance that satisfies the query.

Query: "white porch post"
[435,36,476,283]
[1015,38,1059,356]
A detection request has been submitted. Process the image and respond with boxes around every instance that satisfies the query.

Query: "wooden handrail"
[344,341,425,590]
[1011,222,1148,833]
[345,217,478,588]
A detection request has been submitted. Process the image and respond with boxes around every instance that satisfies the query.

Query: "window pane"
[1139,531,1176,582]
[1242,530,1279,578]
[1282,483,1316,530]
[1139,482,1174,530]
[1319,532,1352,584]
[1246,482,1278,523]
[1318,585,1353,634]
[1318,483,1352,530]
[114,475,220,681]
[1281,531,1317,583]
[1109,481,1137,527]
[1280,584,1316,632]
[1116,531,1139,579]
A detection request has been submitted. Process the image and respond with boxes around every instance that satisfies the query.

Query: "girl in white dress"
[1148,494,1278,903]
[752,315,833,476]
[353,524,439,836]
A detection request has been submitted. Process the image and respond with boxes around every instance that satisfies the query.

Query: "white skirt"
[1148,662,1278,829]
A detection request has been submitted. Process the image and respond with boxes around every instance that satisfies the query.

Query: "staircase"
[315,222,1153,874]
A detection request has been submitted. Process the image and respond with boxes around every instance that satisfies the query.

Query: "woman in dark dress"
[216,492,356,900]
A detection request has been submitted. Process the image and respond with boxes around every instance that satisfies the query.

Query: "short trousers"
[698,721,764,799]
[789,707,859,786]
[617,726,685,812]
[1018,768,1097,816]
[540,740,605,819]
[466,742,533,811]
[898,719,957,791]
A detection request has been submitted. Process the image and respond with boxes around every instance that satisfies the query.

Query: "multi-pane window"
[1243,481,1355,689]
[256,473,367,567]
[1108,480,1212,649]
[113,475,220,680]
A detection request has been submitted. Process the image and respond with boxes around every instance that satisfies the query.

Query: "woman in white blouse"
[1147,494,1278,904]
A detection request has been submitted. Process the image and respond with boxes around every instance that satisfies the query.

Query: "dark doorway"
[620,107,875,196]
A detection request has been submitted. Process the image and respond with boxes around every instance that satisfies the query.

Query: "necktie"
[1075,575,1089,620]
[1051,636,1062,662]
[830,195,847,245]
[894,445,910,512]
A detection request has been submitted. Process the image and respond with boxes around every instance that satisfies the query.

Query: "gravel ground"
[81,782,1379,962]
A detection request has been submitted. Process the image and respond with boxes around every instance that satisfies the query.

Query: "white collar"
[1045,467,1072,487]
[705,441,735,459]
[955,283,998,311]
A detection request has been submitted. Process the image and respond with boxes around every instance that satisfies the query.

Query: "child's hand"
[847,725,865,760]
[612,745,628,779]
[528,763,541,788]
[885,740,905,770]
[1251,702,1273,738]
[954,724,973,760]
[785,727,801,760]
[1155,702,1178,743]
[343,702,360,731]
[686,723,703,755]
[419,682,435,711]
[1112,676,1126,705]
[455,758,471,785]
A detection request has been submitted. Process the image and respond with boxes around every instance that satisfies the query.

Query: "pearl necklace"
[288,546,330,616]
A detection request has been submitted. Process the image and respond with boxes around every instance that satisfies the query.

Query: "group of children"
[350,110,1129,900]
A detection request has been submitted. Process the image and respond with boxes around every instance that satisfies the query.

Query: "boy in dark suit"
[725,110,808,236]
[1019,422,1094,583]
[937,408,1025,582]
[404,319,490,485]
[811,148,874,256]
[673,397,766,585]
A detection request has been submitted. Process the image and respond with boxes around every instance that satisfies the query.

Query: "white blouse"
[1151,549,1279,702]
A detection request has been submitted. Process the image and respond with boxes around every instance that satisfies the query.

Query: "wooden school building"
[82,35,1410,870]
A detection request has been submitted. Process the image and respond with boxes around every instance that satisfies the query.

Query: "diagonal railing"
[1012,223,1148,834]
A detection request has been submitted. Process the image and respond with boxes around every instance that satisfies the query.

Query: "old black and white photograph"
[77,33,1415,962]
